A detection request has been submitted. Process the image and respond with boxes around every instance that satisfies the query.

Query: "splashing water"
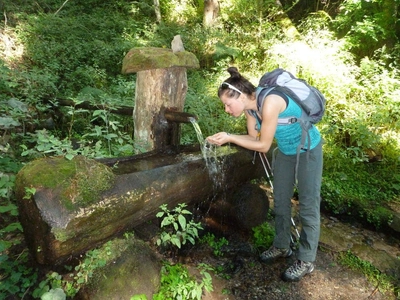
[189,118,225,186]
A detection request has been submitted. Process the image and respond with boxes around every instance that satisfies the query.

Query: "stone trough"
[15,146,264,265]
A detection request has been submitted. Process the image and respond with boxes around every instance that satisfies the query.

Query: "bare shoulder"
[263,94,286,114]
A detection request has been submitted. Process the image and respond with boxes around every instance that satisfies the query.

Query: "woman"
[206,67,323,282]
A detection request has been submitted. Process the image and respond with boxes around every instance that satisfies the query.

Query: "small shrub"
[252,222,275,250]
[200,233,229,257]
[156,203,203,250]
[0,249,38,299]
[152,261,213,300]
[32,242,112,298]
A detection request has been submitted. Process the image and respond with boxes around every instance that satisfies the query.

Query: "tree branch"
[54,0,70,15]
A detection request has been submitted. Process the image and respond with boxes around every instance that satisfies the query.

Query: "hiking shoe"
[260,246,292,263]
[282,260,314,282]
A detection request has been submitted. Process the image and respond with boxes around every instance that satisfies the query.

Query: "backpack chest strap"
[277,117,298,125]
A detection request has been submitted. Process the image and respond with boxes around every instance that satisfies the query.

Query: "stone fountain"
[15,37,266,267]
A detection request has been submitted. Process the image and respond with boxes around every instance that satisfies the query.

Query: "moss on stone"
[121,47,199,74]
[52,227,76,242]
[17,155,115,211]
[80,235,161,299]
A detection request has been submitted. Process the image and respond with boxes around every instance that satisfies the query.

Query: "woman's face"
[220,93,244,117]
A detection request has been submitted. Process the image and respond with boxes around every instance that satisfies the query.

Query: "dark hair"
[218,67,256,98]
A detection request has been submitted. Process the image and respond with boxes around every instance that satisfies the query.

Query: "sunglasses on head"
[221,82,242,94]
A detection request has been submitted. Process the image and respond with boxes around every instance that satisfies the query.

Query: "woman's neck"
[244,93,257,110]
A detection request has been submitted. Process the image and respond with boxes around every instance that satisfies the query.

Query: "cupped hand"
[206,132,230,146]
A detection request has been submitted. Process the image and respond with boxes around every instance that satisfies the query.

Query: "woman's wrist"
[226,132,232,143]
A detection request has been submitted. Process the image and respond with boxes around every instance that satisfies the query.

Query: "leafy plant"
[32,242,112,298]
[0,172,34,298]
[252,222,275,250]
[23,187,36,199]
[83,104,135,157]
[19,124,135,160]
[321,159,399,229]
[0,249,38,299]
[331,0,397,58]
[0,201,36,299]
[0,173,16,201]
[32,272,65,299]
[20,129,79,160]
[152,261,213,300]
[200,233,229,257]
[156,203,203,250]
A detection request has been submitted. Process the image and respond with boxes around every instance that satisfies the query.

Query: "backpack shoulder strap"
[246,86,276,132]
[247,109,262,132]
[255,86,277,110]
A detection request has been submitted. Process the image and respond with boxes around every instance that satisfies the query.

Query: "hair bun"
[227,67,241,79]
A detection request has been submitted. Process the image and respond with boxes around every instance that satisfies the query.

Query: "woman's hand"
[206,132,230,146]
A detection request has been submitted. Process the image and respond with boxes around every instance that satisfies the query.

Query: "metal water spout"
[163,109,198,152]
[157,108,199,153]
[164,109,198,124]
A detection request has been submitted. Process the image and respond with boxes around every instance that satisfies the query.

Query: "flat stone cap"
[121,47,200,74]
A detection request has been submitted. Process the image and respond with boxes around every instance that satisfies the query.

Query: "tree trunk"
[381,0,398,49]
[153,0,162,23]
[274,0,300,39]
[134,67,188,151]
[203,0,219,27]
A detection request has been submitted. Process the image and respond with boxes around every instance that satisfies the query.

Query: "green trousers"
[272,140,323,262]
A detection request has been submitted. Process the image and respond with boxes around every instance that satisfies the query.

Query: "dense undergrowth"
[1,0,399,298]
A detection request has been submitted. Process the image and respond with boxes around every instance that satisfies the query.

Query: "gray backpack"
[249,68,326,150]
[257,68,326,126]
[248,68,326,182]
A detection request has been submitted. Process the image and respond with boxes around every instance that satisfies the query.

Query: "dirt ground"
[136,186,399,300]
[203,249,395,300]
[185,240,398,300]
[177,216,399,300]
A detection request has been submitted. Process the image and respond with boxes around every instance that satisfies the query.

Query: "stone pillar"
[121,46,199,152]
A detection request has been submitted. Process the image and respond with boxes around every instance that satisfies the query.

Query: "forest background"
[0,0,399,298]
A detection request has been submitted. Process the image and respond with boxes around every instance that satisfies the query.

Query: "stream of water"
[189,117,226,189]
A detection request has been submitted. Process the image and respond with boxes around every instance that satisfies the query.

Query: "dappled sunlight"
[267,38,356,86]
[0,28,24,65]
[164,0,197,24]
[265,32,358,104]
